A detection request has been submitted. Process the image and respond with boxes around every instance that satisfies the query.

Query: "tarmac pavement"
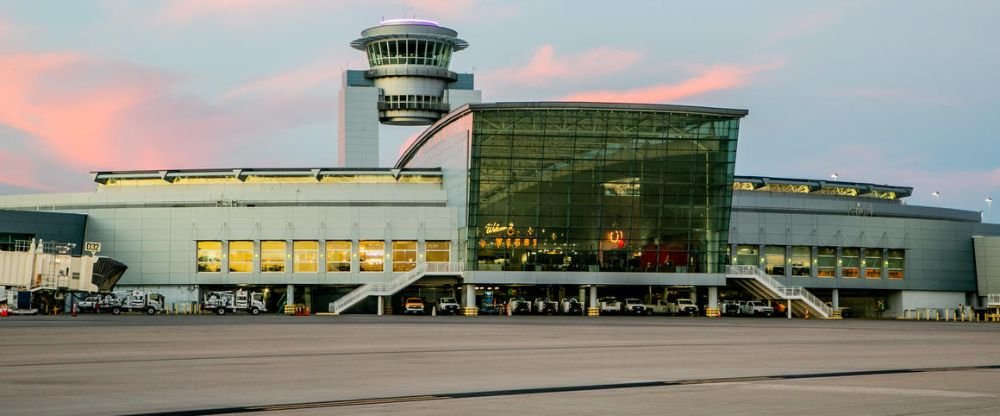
[1,314,998,415]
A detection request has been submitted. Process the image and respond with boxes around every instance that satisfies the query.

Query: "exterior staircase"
[330,262,464,315]
[726,265,835,319]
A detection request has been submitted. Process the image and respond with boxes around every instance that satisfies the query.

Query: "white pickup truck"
[599,297,622,314]
[676,298,700,316]
[622,298,647,315]
[740,300,774,317]
[646,300,680,315]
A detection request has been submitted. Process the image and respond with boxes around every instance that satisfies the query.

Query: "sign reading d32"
[85,241,102,253]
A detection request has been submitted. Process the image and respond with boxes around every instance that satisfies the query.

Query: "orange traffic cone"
[71,303,78,317]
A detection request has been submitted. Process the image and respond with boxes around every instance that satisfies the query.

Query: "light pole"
[830,173,839,181]
[932,191,941,206]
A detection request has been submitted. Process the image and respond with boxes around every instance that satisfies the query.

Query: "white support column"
[287,284,295,306]
[589,285,598,308]
[787,299,792,319]
[377,296,384,316]
[464,284,476,308]
[708,287,718,310]
[579,286,586,306]
[832,288,840,309]
[689,289,698,304]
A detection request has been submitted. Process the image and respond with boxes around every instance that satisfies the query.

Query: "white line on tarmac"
[739,383,996,398]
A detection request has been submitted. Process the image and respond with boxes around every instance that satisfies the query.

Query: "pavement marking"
[742,384,996,398]
[120,364,1000,416]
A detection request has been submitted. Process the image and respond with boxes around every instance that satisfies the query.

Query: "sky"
[0,0,998,219]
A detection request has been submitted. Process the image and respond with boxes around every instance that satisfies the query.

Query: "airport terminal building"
[2,19,999,317]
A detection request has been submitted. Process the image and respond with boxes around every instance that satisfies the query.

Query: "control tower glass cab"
[351,19,469,126]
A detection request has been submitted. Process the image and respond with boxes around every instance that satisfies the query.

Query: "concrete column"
[579,286,586,305]
[787,299,792,319]
[589,285,598,307]
[287,284,295,305]
[832,288,840,309]
[464,284,476,308]
[377,296,384,316]
[689,289,697,303]
[707,286,718,309]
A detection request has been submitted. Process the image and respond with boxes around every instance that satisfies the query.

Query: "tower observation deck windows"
[841,247,860,278]
[366,40,453,68]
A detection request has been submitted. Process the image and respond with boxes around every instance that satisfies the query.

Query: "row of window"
[732,245,905,279]
[366,39,453,67]
[196,240,450,273]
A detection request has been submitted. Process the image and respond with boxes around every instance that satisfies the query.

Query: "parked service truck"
[202,289,266,315]
[88,290,164,315]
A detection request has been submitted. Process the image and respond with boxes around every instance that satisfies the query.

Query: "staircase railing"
[726,265,832,318]
[330,262,465,314]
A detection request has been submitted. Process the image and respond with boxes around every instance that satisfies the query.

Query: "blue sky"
[0,0,997,218]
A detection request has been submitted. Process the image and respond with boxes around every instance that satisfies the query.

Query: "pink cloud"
[160,0,288,21]
[560,60,784,103]
[0,150,57,192]
[765,10,839,45]
[481,45,643,88]
[224,59,347,100]
[0,51,337,191]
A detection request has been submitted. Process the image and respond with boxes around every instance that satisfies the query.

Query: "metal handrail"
[726,265,832,318]
[332,261,468,314]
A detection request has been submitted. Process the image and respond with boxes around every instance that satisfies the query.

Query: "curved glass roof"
[733,176,912,200]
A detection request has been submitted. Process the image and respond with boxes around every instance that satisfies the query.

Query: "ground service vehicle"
[509,297,531,314]
[436,297,460,315]
[77,294,102,312]
[647,300,680,315]
[533,297,559,315]
[719,301,742,316]
[561,297,583,315]
[599,297,622,314]
[91,290,164,315]
[202,289,266,315]
[623,298,647,315]
[741,300,774,317]
[403,297,426,315]
[677,298,700,316]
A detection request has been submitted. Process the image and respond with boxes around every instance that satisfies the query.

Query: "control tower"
[339,19,481,167]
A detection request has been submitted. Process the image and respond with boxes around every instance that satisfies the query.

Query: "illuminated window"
[816,247,836,277]
[865,248,883,279]
[734,245,758,266]
[887,249,905,279]
[293,241,319,273]
[326,241,352,272]
[197,241,222,273]
[841,248,860,278]
[360,241,384,272]
[228,241,253,273]
[764,246,785,275]
[790,246,811,276]
[261,241,286,273]
[392,241,417,272]
[426,241,450,263]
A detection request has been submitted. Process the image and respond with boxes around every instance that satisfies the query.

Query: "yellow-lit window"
[426,241,450,263]
[261,241,286,273]
[326,241,352,272]
[841,248,860,278]
[887,249,904,279]
[197,241,222,273]
[294,241,319,273]
[360,240,384,272]
[229,241,253,273]
[864,248,882,279]
[392,241,417,272]
[816,247,836,277]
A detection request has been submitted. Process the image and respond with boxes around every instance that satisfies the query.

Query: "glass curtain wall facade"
[466,107,740,273]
